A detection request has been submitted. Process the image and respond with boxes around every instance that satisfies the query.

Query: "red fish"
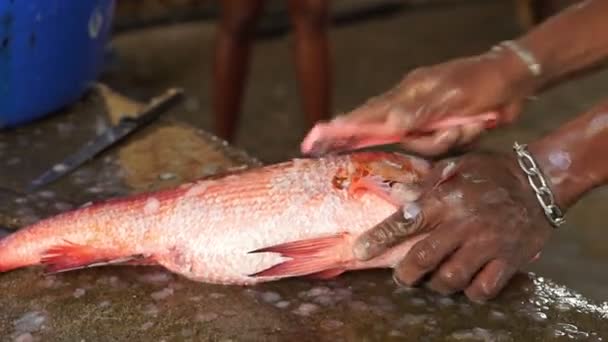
[0,152,432,285]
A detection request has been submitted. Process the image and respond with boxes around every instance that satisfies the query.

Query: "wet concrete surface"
[0,87,606,341]
[1,0,608,340]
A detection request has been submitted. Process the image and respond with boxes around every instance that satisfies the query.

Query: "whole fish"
[0,152,432,285]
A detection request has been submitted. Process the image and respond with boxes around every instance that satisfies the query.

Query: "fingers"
[425,242,494,295]
[457,122,485,146]
[398,121,487,157]
[464,259,518,302]
[353,195,443,261]
[393,224,465,287]
[399,128,461,156]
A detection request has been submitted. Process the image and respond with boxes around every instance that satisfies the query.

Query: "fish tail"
[0,219,157,275]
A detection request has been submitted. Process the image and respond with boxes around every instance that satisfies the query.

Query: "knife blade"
[25,88,184,192]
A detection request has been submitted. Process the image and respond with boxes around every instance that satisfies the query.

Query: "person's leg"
[212,0,264,142]
[287,0,332,127]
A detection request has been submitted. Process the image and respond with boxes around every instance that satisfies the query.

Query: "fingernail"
[392,272,408,288]
[402,203,421,220]
[352,240,372,261]
[441,161,457,178]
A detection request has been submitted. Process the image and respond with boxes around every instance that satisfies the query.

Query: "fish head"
[349,151,431,185]
[330,152,432,204]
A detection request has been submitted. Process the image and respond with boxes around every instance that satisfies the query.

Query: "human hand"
[352,151,553,302]
[301,48,536,157]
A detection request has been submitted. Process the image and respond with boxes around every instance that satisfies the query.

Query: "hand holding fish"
[353,151,554,302]
[301,46,536,157]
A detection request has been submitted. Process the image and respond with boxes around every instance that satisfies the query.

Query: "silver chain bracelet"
[492,40,542,77]
[513,142,566,228]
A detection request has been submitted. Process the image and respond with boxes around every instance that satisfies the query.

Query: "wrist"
[484,41,541,99]
[528,136,601,211]
[512,142,567,228]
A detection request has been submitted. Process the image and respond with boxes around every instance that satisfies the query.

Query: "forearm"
[528,99,608,210]
[515,0,608,91]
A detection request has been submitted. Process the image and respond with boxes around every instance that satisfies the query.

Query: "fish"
[0,152,432,285]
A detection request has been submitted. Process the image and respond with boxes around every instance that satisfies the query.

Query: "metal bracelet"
[492,40,542,77]
[513,142,566,228]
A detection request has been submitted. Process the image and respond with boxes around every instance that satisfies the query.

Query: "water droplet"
[437,297,454,307]
[13,311,46,333]
[292,303,319,316]
[87,187,103,194]
[260,291,281,303]
[98,301,111,308]
[181,328,194,337]
[349,301,369,311]
[7,157,20,166]
[142,304,159,316]
[450,327,501,341]
[396,314,428,327]
[313,295,335,307]
[307,286,331,297]
[151,287,174,301]
[530,311,548,322]
[275,301,290,309]
[138,271,172,284]
[222,310,237,317]
[489,310,506,321]
[140,321,154,331]
[54,202,73,211]
[410,297,426,306]
[196,312,218,322]
[52,164,68,173]
[320,319,344,331]
[159,172,176,181]
[201,164,220,176]
[73,288,86,298]
[389,330,404,337]
[13,332,33,342]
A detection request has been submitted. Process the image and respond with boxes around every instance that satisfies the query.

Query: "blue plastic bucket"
[0,0,115,129]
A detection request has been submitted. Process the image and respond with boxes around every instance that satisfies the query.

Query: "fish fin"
[248,234,348,278]
[40,240,155,275]
[306,268,346,280]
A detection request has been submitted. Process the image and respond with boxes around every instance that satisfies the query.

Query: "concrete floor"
[103,0,608,303]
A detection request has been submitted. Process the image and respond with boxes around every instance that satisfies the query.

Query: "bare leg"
[212,0,264,142]
[287,0,332,127]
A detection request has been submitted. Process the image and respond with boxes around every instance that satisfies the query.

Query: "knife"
[25,88,184,192]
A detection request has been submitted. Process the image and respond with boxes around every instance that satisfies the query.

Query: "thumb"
[353,193,444,261]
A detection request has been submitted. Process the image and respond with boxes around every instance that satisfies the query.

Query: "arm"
[528,98,608,210]
[300,0,608,158]
[351,100,608,302]
[514,0,608,92]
